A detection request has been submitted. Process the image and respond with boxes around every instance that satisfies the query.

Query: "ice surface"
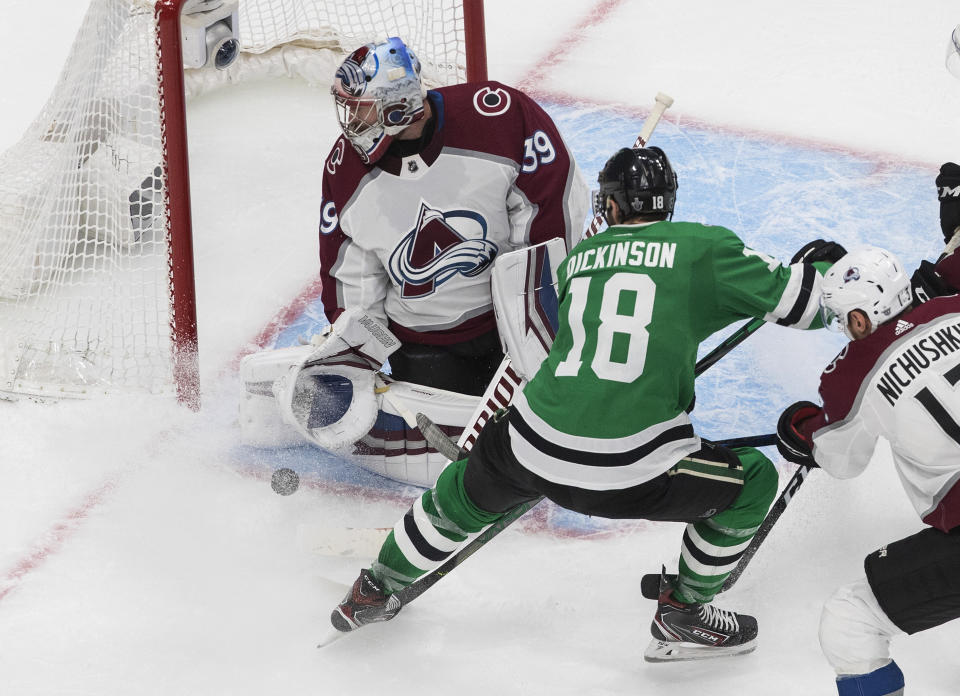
[1,2,959,694]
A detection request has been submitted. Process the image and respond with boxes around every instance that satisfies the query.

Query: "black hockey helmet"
[594,147,677,224]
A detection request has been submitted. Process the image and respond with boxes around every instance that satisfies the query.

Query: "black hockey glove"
[937,162,960,245]
[776,400,821,468]
[911,260,957,306]
[790,239,848,266]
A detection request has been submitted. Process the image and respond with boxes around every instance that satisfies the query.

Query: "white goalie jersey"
[317,81,589,348]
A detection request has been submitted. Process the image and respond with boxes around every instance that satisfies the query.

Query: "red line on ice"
[0,479,118,604]
[230,275,325,365]
[512,0,936,171]
[516,0,628,92]
[525,88,939,172]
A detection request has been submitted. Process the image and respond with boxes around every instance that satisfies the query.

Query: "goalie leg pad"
[354,380,480,488]
[490,238,565,380]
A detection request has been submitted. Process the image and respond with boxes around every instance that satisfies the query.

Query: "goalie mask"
[594,147,678,224]
[819,246,912,339]
[332,37,427,164]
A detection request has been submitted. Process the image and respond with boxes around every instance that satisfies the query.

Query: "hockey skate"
[644,574,758,663]
[330,569,403,632]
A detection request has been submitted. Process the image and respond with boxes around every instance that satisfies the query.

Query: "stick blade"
[415,412,468,461]
[640,572,675,600]
[317,624,348,648]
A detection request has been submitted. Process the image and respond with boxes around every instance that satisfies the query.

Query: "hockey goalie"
[239,36,587,487]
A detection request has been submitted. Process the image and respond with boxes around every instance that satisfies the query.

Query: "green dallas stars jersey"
[509,220,825,491]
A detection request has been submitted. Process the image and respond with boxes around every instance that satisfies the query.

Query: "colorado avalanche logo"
[326,140,345,175]
[473,86,512,116]
[336,46,374,97]
[388,202,498,298]
[843,266,861,283]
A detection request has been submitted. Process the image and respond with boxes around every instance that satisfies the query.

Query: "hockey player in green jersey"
[330,146,845,661]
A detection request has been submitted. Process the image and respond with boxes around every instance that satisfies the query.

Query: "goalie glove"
[776,400,821,467]
[937,162,960,245]
[790,239,848,265]
[274,309,400,450]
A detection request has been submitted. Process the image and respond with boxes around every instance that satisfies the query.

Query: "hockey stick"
[585,92,673,238]
[639,462,813,599]
[721,462,812,588]
[394,495,540,605]
[635,92,675,146]
[375,375,468,460]
[678,232,960,596]
[670,232,960,597]
[693,317,765,376]
[705,432,775,449]
[416,412,467,462]
[667,232,960,593]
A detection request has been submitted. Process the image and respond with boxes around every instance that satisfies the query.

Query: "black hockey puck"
[271,467,300,496]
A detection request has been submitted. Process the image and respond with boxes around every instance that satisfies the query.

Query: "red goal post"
[0,0,487,408]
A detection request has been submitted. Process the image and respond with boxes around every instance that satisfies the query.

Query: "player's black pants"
[371,406,777,603]
[465,407,748,522]
[865,525,960,634]
[388,329,504,396]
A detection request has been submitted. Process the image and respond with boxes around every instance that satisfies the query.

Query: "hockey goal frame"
[158,0,487,408]
[166,0,487,408]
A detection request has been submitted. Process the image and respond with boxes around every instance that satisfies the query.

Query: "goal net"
[0,0,485,405]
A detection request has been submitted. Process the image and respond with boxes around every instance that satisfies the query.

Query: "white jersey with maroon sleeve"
[807,291,960,532]
[317,81,590,347]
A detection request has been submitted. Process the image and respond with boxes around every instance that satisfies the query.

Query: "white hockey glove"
[274,309,400,450]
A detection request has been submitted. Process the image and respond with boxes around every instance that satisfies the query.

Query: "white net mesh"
[0,2,169,399]
[0,0,471,400]
[239,0,467,86]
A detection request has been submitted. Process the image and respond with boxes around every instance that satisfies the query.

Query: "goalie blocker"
[239,240,566,488]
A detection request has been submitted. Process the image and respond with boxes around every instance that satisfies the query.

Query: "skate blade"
[317,626,345,649]
[643,638,757,663]
[317,609,358,648]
